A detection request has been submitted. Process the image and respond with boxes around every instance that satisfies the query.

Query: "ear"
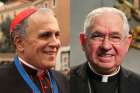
[80,32,86,51]
[14,36,25,52]
[127,34,132,45]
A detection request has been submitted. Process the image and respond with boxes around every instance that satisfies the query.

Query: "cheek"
[120,45,129,57]
[115,44,129,63]
[85,42,98,59]
[24,40,42,56]
[120,41,130,54]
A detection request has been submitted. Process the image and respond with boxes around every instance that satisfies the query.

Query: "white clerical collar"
[88,62,120,83]
[18,57,39,70]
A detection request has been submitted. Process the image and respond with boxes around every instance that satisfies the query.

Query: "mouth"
[98,53,114,57]
[43,50,57,55]
[97,53,114,63]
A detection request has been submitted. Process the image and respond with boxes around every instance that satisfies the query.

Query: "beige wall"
[54,0,70,46]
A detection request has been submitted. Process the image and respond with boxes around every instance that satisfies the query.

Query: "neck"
[88,62,120,75]
[18,57,39,70]
[88,63,120,82]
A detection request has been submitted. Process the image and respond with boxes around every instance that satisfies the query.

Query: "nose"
[101,37,112,50]
[49,34,61,48]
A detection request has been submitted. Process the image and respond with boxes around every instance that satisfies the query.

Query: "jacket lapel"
[76,62,92,93]
[119,67,133,93]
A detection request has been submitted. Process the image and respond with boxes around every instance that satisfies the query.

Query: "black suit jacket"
[70,62,140,93]
[0,62,69,93]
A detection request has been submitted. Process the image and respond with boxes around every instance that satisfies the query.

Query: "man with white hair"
[70,7,140,93]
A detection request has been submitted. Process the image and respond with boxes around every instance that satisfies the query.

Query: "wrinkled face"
[81,13,132,74]
[21,13,61,69]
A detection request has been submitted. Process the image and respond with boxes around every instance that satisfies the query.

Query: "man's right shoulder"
[70,62,87,78]
[0,62,15,77]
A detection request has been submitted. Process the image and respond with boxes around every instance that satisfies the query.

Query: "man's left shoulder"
[51,70,69,85]
[51,70,68,80]
[122,67,140,82]
[51,70,70,93]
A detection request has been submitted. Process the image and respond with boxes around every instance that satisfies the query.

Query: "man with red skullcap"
[0,7,69,93]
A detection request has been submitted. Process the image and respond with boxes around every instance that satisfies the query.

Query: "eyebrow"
[109,32,122,36]
[89,31,122,35]
[38,31,60,37]
[38,31,52,37]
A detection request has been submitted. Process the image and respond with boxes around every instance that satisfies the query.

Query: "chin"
[46,62,56,68]
[98,63,115,70]
[39,60,55,69]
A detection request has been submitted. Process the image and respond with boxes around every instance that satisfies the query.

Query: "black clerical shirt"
[87,66,120,93]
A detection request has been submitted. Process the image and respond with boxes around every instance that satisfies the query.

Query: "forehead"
[89,12,124,34]
[26,12,60,34]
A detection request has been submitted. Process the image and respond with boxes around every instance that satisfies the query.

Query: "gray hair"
[10,19,27,47]
[84,7,130,36]
[11,8,55,46]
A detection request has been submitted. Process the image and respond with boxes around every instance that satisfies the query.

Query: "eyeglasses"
[86,31,127,45]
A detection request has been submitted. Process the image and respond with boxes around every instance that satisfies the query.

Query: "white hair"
[84,7,130,36]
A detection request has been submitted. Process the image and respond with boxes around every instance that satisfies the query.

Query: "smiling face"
[81,12,132,74]
[18,11,61,69]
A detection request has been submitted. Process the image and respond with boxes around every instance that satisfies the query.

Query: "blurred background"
[0,0,140,75]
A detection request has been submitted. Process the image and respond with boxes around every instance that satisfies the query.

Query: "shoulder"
[69,62,89,87]
[70,62,87,78]
[0,62,18,86]
[51,70,68,80]
[0,62,15,76]
[121,67,140,83]
[51,70,70,93]
[51,70,69,85]
[70,63,89,93]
